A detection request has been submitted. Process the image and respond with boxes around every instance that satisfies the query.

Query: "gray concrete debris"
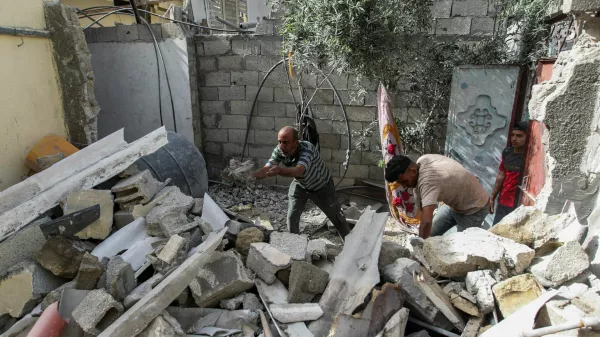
[538,289,600,335]
[41,281,75,311]
[111,170,160,207]
[344,206,362,221]
[191,198,204,215]
[220,294,244,310]
[288,261,329,303]
[255,278,289,305]
[189,309,260,335]
[443,282,480,317]
[235,227,265,255]
[189,250,254,307]
[328,314,370,337]
[165,307,223,332]
[0,260,65,317]
[286,322,315,337]
[374,307,409,337]
[307,239,327,260]
[406,330,431,337]
[157,235,187,264]
[362,283,406,337]
[269,232,308,261]
[0,223,47,276]
[465,270,496,314]
[123,273,164,309]
[138,312,184,337]
[105,256,136,301]
[270,303,324,323]
[113,210,135,230]
[64,190,114,240]
[34,235,89,279]
[529,240,590,287]
[423,227,535,278]
[146,186,195,237]
[74,252,103,290]
[242,293,263,310]
[378,240,411,271]
[247,242,292,284]
[72,289,124,336]
[492,273,544,318]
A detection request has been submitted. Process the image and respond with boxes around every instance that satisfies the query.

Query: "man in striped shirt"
[251,126,350,237]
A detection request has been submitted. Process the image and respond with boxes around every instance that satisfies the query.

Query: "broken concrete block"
[123,273,164,309]
[382,258,454,330]
[328,314,370,337]
[0,224,47,276]
[247,242,292,284]
[537,289,600,335]
[362,283,406,336]
[378,240,411,271]
[276,268,291,286]
[269,232,308,261]
[111,170,160,206]
[443,284,480,317]
[242,293,263,310]
[64,190,114,240]
[191,198,204,215]
[74,252,103,290]
[41,281,75,311]
[270,303,323,323]
[113,209,134,230]
[34,236,89,279]
[157,234,187,264]
[465,270,496,314]
[146,186,194,237]
[406,330,431,337]
[105,256,136,301]
[137,312,184,337]
[307,239,327,260]
[255,278,289,305]
[235,227,264,255]
[423,227,535,278]
[492,273,543,318]
[72,289,124,336]
[375,307,409,337]
[529,241,590,287]
[220,294,244,310]
[288,261,329,303]
[0,261,65,317]
[189,250,254,308]
[414,270,466,331]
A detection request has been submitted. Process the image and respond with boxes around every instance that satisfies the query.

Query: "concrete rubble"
[269,232,309,261]
[72,289,124,335]
[64,189,115,240]
[34,235,90,278]
[492,273,544,318]
[246,242,292,284]
[110,170,160,208]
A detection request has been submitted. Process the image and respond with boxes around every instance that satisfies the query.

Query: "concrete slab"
[269,232,308,261]
[247,242,292,284]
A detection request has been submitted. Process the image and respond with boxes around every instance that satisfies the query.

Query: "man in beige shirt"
[385,154,489,238]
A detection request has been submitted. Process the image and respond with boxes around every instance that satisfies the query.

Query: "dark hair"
[513,121,529,132]
[385,155,413,182]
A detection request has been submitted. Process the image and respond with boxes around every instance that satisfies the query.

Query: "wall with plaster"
[0,1,67,191]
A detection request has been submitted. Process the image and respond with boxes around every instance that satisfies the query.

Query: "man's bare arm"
[490,171,505,213]
[419,205,436,239]
[251,166,270,179]
[277,165,305,178]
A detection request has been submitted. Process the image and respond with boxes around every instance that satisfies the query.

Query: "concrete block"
[332,121,363,136]
[189,250,254,307]
[232,39,261,55]
[204,129,229,142]
[306,89,334,105]
[274,117,296,130]
[0,260,65,317]
[34,236,89,279]
[349,75,378,91]
[113,209,134,230]
[492,274,543,318]
[117,24,138,42]
[452,0,489,16]
[0,224,46,276]
[288,261,329,303]
[465,270,496,314]
[247,86,274,102]
[198,56,217,72]
[105,256,136,302]
[72,289,124,336]
[274,87,301,103]
[431,0,453,18]
[157,235,187,264]
[286,103,298,117]
[250,116,275,131]
[471,17,495,35]
[230,100,254,115]
[220,293,244,310]
[196,43,204,56]
[436,17,472,35]
[161,23,186,39]
[247,242,292,284]
[378,240,411,271]
[253,130,277,145]
[243,55,281,72]
[257,102,287,117]
[201,71,231,87]
[95,26,117,42]
[443,282,480,317]
[313,104,343,120]
[260,71,298,88]
[529,241,590,287]
[218,85,246,101]
[201,101,229,114]
[146,187,195,237]
[199,87,219,101]
[111,170,160,207]
[255,19,276,35]
[138,23,163,41]
[232,71,259,85]
[230,129,254,144]
[331,149,359,164]
[346,106,377,122]
[362,151,381,166]
[334,90,365,106]
[219,115,248,129]
[320,133,341,148]
[222,143,248,156]
[202,115,218,130]
[270,303,324,323]
[64,190,114,240]
[204,39,231,56]
[217,55,244,71]
[344,164,370,179]
[249,145,277,159]
[270,232,308,261]
[319,74,348,90]
[243,293,263,310]
[204,142,222,155]
[74,253,103,291]
[259,39,283,56]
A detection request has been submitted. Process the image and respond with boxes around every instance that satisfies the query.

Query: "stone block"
[243,55,280,72]
[123,273,164,309]
[320,133,341,149]
[246,243,293,284]
[259,39,283,56]
[306,89,334,105]
[189,250,254,307]
[116,24,138,42]
[138,23,162,41]
[465,270,496,314]
[201,101,228,114]
[288,261,329,303]
[320,74,348,90]
[223,143,248,156]
[204,142,222,156]
[72,289,124,336]
[230,129,254,144]
[255,19,276,35]
[113,209,134,230]
[198,57,217,72]
[157,235,187,264]
[95,26,117,42]
[161,23,186,39]
[146,186,195,237]
[364,91,377,106]
[0,260,65,317]
[529,241,590,287]
[247,86,274,102]
[230,100,254,115]
[217,55,244,70]
[0,224,46,276]
[232,71,259,85]
[199,87,219,101]
[270,303,324,323]
[204,39,231,56]
[452,0,489,16]
[74,252,103,290]
[219,115,248,129]
[232,39,261,55]
[220,293,244,310]
[204,129,228,142]
[250,116,275,131]
[430,0,453,18]
[346,106,377,122]
[34,236,88,279]
[243,293,263,310]
[492,274,543,318]
[471,17,495,36]
[274,117,296,131]
[105,256,136,302]
[64,190,114,240]
[218,85,246,101]
[436,17,472,35]
[269,232,308,261]
[378,241,411,271]
[253,131,277,145]
[362,283,406,336]
[258,102,287,117]
[111,170,160,207]
[307,239,328,260]
[443,282,480,317]
[201,71,231,87]
[344,164,370,179]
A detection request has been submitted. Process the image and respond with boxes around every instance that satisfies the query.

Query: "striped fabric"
[267,141,331,191]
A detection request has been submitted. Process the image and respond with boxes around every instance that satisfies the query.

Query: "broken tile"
[247,242,292,284]
[74,252,103,290]
[72,289,124,335]
[270,303,323,323]
[288,261,329,303]
[269,232,308,261]
[492,273,543,318]
[64,190,114,240]
[34,236,89,279]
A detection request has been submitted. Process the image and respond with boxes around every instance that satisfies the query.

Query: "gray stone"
[0,260,64,317]
[465,270,496,314]
[242,293,263,310]
[116,24,138,42]
[111,170,160,207]
[41,281,75,311]
[255,278,289,305]
[191,198,204,215]
[64,190,114,240]
[105,256,136,301]
[74,252,103,290]
[529,241,590,287]
[123,273,164,309]
[189,250,254,307]
[430,0,453,18]
[138,313,183,337]
[288,261,329,303]
[451,0,488,16]
[72,289,124,336]
[443,283,480,317]
[113,210,134,230]
[471,18,496,36]
[157,234,187,264]
[406,331,430,337]
[378,241,411,271]
[435,17,472,35]
[146,186,195,237]
[204,40,231,56]
[307,239,327,260]
[235,227,265,255]
[202,72,231,87]
[247,242,292,284]
[34,236,89,279]
[269,232,308,261]
[219,294,244,310]
[270,303,324,323]
[0,224,47,276]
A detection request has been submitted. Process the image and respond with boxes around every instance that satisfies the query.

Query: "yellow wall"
[0,2,67,191]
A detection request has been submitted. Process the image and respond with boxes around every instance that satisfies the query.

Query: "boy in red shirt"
[490,121,528,224]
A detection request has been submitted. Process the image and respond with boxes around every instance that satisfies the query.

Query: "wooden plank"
[39,204,101,237]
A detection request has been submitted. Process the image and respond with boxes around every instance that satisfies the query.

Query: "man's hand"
[267,166,281,177]
[489,197,495,214]
[251,166,269,179]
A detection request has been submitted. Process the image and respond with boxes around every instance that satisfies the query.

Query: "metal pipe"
[215,16,243,31]
[520,318,600,337]
[129,0,143,24]
[0,26,49,38]
[408,317,461,337]
[240,22,258,29]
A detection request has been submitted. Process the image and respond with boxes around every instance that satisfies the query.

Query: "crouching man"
[251,126,351,237]
[385,154,489,239]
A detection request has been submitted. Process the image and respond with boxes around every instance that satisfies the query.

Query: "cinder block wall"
[195,0,497,185]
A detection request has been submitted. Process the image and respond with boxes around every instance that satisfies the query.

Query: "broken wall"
[85,23,198,144]
[195,0,498,182]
